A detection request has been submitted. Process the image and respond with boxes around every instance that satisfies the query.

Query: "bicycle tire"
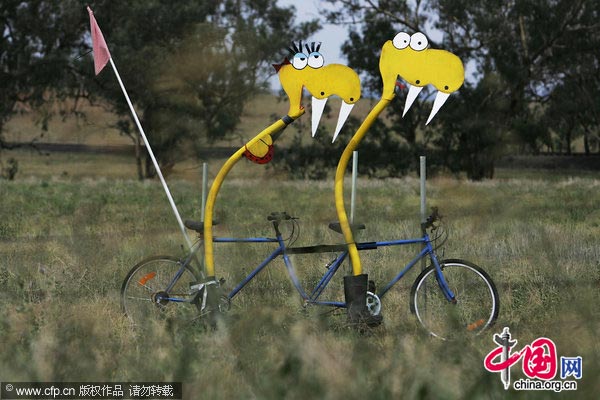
[410,259,499,340]
[121,256,201,325]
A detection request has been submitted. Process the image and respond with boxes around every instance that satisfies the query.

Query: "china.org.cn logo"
[483,327,582,392]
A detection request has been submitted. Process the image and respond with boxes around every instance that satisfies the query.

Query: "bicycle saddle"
[328,221,366,235]
[184,219,218,233]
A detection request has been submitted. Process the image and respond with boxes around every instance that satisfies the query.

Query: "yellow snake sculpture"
[202,41,361,279]
[336,32,465,325]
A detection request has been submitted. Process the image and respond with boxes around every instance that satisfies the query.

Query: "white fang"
[426,91,450,125]
[311,96,328,137]
[402,84,423,117]
[332,101,355,143]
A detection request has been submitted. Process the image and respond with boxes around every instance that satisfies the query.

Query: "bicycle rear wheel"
[121,256,200,325]
[410,259,499,340]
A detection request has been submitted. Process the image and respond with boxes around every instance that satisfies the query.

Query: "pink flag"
[87,7,111,75]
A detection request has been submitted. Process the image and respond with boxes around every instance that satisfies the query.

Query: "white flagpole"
[108,58,193,249]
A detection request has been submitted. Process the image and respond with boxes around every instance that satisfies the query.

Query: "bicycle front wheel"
[121,256,200,325]
[410,259,499,340]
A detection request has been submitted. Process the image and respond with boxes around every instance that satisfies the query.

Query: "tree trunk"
[565,127,572,155]
[583,126,591,155]
[486,160,495,179]
[134,134,144,180]
[145,154,156,179]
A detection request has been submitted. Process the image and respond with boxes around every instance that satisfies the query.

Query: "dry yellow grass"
[3,92,375,149]
[1,92,598,398]
[1,168,598,398]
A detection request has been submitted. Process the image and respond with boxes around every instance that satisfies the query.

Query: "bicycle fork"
[428,243,456,303]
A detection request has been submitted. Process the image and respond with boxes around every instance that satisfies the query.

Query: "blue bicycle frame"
[172,226,457,308]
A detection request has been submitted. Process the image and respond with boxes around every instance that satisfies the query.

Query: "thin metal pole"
[350,151,358,223]
[420,156,426,223]
[420,156,427,276]
[201,162,208,223]
[109,58,193,249]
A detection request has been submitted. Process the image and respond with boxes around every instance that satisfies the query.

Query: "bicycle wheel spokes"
[121,257,200,325]
[410,260,499,340]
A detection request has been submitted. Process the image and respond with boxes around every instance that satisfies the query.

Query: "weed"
[1,171,598,398]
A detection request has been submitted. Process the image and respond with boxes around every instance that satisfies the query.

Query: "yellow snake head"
[379,32,465,124]
[275,41,361,142]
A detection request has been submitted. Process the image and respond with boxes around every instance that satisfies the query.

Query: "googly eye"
[292,53,308,70]
[410,32,428,51]
[307,52,324,68]
[392,32,411,50]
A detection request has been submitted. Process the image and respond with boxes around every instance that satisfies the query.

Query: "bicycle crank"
[366,291,382,316]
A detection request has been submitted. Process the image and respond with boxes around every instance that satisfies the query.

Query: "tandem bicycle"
[121,208,499,339]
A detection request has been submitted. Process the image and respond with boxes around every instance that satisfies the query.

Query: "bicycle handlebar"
[267,211,295,222]
[421,207,441,231]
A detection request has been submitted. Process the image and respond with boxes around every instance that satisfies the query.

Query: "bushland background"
[1,1,599,399]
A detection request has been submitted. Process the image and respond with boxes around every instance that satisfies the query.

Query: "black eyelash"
[287,41,303,56]
[288,41,322,56]
[304,41,322,53]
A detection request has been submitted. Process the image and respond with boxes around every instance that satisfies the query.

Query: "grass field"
[1,146,598,399]
[3,93,377,150]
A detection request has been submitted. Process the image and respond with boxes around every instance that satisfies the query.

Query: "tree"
[432,0,600,159]
[86,0,319,179]
[543,36,600,155]
[322,0,600,179]
[433,73,511,179]
[324,0,434,174]
[270,115,412,179]
[0,1,319,179]
[1,0,90,177]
